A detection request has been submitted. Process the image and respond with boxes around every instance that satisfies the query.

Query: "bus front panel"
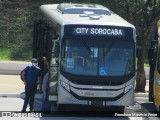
[57,25,136,107]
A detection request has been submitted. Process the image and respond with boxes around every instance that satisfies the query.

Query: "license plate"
[91,101,103,106]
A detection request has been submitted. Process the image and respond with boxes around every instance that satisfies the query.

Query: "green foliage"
[0,49,11,61]
[116,0,160,36]
[0,0,160,61]
[9,32,32,61]
[0,1,34,60]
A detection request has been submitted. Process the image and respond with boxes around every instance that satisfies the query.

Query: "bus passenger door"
[33,20,50,77]
[49,39,60,102]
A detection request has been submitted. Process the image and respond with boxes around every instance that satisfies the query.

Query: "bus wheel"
[50,102,58,111]
[156,105,160,116]
[108,106,125,114]
[117,106,125,114]
[57,104,67,111]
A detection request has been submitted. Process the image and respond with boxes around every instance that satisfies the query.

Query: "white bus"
[33,3,136,112]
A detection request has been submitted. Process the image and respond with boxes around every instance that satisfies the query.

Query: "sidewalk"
[0,75,24,93]
[0,74,41,98]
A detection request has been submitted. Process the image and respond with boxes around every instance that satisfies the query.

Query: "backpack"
[20,70,25,81]
[20,66,29,81]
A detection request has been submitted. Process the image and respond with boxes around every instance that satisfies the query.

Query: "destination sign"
[73,28,125,37]
[64,25,133,38]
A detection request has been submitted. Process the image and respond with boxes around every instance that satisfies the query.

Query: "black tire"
[117,106,125,114]
[57,104,67,111]
[110,106,125,114]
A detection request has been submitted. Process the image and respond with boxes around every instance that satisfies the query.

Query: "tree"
[116,0,160,92]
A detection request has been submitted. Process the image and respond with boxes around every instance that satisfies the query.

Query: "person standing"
[42,56,49,74]
[41,71,50,112]
[41,56,50,112]
[21,58,41,112]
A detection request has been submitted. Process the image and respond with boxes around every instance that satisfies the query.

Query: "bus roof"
[40,3,135,29]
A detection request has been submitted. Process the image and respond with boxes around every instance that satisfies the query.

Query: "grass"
[0,49,11,61]
[144,59,149,67]
[144,63,149,67]
[0,49,30,62]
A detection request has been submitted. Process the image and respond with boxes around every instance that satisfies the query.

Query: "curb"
[135,97,148,103]
[0,93,42,99]
[134,92,148,97]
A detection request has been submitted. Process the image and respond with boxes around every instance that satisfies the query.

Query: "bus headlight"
[124,84,133,94]
[60,81,70,92]
[155,76,160,85]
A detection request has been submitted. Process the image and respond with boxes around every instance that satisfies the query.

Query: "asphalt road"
[0,97,158,120]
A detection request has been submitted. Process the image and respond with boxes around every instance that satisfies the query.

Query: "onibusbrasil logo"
[1,112,42,118]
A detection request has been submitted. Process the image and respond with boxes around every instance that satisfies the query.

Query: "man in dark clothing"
[21,58,41,112]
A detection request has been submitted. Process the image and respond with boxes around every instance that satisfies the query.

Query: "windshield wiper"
[104,41,115,56]
[82,40,93,56]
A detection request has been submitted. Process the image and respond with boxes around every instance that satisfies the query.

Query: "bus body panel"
[58,85,134,106]
[40,4,135,29]
[36,3,136,110]
[58,73,135,106]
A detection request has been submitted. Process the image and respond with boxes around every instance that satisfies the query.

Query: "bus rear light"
[124,84,133,94]
[60,81,70,92]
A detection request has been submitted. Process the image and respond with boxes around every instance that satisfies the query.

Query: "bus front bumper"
[58,86,134,107]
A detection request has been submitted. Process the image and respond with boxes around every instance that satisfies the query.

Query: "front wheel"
[116,106,125,114]
[50,103,68,112]
[50,102,58,111]
[106,106,125,114]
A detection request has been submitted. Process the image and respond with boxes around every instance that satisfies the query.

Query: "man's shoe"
[21,109,26,113]
[29,109,34,112]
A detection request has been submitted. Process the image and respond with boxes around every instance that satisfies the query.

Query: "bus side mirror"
[53,41,60,58]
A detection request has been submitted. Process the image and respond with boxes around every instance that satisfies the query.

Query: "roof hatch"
[57,3,111,15]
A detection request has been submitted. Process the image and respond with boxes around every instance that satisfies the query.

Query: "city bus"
[33,3,136,111]
[148,20,160,115]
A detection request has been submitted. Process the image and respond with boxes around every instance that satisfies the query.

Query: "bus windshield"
[61,37,134,76]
